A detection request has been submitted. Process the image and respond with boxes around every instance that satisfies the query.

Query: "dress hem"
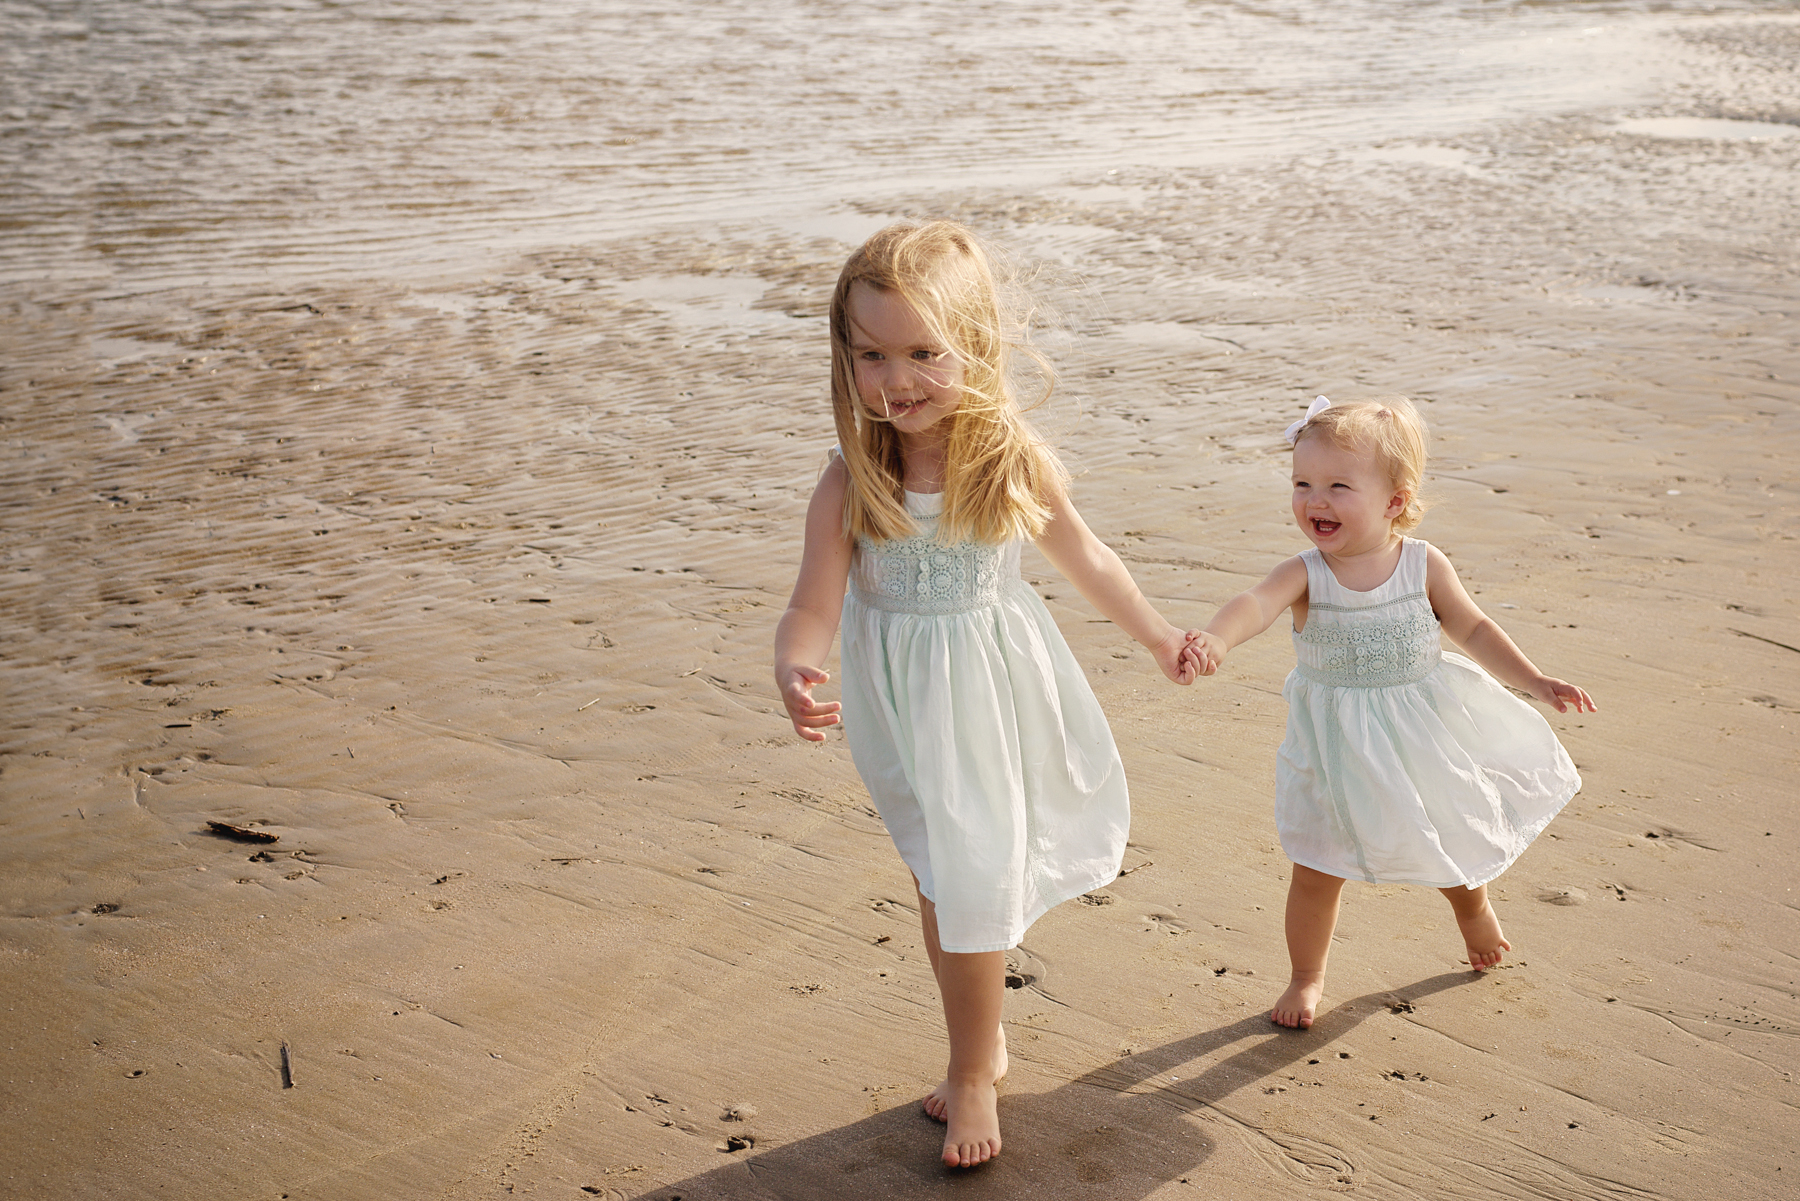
[930,868,1121,955]
[1279,783,1578,891]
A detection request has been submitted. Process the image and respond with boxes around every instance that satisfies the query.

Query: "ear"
[1384,489,1410,520]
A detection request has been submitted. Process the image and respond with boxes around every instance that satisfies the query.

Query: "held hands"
[1180,631,1229,677]
[779,664,842,741]
[1528,676,1598,714]
[1152,627,1207,685]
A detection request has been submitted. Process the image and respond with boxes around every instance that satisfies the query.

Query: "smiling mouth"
[1311,518,1341,536]
[884,398,926,418]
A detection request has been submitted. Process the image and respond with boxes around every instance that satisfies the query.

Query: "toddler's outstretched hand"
[1531,676,1597,714]
[1184,631,1227,677]
[780,664,842,741]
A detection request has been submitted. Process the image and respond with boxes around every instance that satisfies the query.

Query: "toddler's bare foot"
[940,1078,1002,1168]
[1271,971,1326,1029]
[924,1025,1006,1122]
[1457,901,1511,970]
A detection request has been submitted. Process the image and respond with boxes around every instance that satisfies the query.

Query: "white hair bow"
[1284,395,1332,446]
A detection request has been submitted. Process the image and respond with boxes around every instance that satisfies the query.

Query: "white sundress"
[838,488,1129,954]
[1277,538,1581,889]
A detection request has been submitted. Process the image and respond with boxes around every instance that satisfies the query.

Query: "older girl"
[775,221,1196,1167]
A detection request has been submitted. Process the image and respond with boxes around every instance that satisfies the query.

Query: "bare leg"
[1272,864,1346,1029]
[917,881,1006,1123]
[935,947,1005,1167]
[910,883,1005,1167]
[1440,882,1510,970]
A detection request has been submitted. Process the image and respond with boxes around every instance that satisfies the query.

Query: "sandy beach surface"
[3,2,1798,1198]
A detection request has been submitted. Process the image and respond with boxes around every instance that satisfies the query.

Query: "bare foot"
[924,1025,1006,1122]
[1271,971,1326,1029]
[940,1078,1002,1168]
[1457,901,1511,970]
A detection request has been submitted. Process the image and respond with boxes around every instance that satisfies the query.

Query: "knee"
[1291,864,1345,898]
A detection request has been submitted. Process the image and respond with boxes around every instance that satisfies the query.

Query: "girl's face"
[844,281,964,442]
[1291,435,1408,558]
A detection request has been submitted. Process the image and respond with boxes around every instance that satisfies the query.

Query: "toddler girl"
[1185,395,1595,1029]
[775,221,1198,1166]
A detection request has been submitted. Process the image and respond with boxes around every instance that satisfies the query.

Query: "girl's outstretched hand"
[1153,627,1205,685]
[1530,676,1597,714]
[780,664,842,741]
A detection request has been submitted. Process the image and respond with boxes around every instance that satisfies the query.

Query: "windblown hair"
[1292,395,1430,532]
[829,220,1065,545]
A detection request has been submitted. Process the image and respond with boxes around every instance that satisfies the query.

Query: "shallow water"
[2,0,1788,289]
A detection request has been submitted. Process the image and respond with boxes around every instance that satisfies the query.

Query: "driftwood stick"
[1730,627,1800,655]
[206,820,279,843]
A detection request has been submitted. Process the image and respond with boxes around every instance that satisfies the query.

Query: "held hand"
[1152,627,1202,685]
[1185,631,1227,677]
[1178,635,1206,681]
[779,664,842,741]
[1531,676,1597,714]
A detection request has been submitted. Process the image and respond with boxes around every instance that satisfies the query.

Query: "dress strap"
[1397,537,1428,594]
[1298,548,1336,603]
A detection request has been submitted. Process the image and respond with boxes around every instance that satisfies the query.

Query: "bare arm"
[1187,555,1310,675]
[773,458,855,740]
[1032,489,1200,684]
[1424,544,1596,713]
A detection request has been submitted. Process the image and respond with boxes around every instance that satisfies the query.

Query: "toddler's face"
[844,281,963,441]
[1291,436,1407,557]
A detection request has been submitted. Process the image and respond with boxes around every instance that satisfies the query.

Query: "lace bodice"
[1292,539,1441,687]
[848,490,1022,615]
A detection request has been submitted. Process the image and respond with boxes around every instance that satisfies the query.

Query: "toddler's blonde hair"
[1292,395,1430,531]
[829,220,1065,545]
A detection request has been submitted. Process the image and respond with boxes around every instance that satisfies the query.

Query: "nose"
[877,359,918,395]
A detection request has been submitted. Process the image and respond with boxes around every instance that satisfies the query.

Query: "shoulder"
[1255,553,1311,602]
[1028,458,1085,528]
[1019,436,1071,512]
[1271,549,1315,582]
[1270,552,1311,583]
[805,453,852,527]
[1037,471,1075,518]
[1418,541,1470,595]
[1415,539,1453,573]
[1029,441,1070,503]
[816,450,849,494]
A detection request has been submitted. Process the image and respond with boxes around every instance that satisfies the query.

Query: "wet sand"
[4,8,1799,1201]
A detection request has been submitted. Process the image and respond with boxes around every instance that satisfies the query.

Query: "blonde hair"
[829,220,1065,544]
[1292,395,1430,531]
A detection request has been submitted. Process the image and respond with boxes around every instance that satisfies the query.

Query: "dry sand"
[4,15,1799,1201]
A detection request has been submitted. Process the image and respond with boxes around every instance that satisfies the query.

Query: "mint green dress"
[1278,538,1581,888]
[839,489,1129,953]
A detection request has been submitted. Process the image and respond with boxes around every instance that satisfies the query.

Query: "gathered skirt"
[1277,651,1580,889]
[839,580,1129,953]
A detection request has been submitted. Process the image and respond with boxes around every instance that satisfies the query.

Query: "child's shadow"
[628,971,1476,1200]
